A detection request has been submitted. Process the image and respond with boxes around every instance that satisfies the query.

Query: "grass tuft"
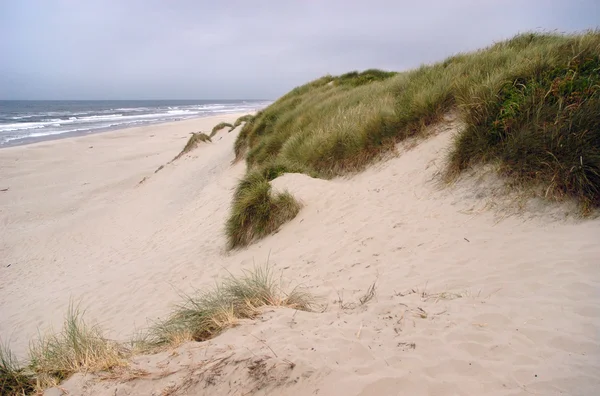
[2,272,315,392]
[230,114,255,132]
[144,265,315,348]
[0,343,36,396]
[173,132,212,161]
[29,305,125,389]
[226,172,301,249]
[210,122,234,137]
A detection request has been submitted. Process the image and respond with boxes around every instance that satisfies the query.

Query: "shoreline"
[0,111,252,149]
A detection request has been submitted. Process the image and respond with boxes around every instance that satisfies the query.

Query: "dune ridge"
[1,112,598,395]
[1,32,600,395]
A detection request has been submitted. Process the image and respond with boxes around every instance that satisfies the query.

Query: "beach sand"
[1,114,599,395]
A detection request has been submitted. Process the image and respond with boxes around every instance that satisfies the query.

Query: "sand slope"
[1,115,599,395]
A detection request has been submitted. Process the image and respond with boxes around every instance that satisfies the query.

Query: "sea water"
[0,100,270,147]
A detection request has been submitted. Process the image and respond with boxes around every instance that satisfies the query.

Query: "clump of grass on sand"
[229,114,254,132]
[28,305,125,389]
[446,47,600,213]
[226,171,302,249]
[1,266,314,393]
[210,122,234,137]
[226,31,600,248]
[1,343,36,396]
[144,265,315,348]
[173,132,212,161]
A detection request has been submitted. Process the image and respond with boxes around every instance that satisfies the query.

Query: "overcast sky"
[1,0,598,100]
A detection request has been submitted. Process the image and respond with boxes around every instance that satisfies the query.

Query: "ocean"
[0,100,270,147]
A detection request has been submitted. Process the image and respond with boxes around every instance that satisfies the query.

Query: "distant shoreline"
[0,111,248,149]
[0,99,269,149]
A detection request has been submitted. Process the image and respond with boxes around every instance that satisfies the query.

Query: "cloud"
[0,0,598,99]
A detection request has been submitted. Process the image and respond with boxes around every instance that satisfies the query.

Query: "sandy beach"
[1,114,599,395]
[0,114,246,352]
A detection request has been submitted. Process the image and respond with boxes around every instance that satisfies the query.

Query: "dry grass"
[2,268,314,394]
[395,285,465,302]
[142,265,316,349]
[335,281,378,310]
[28,305,125,389]
[359,282,377,305]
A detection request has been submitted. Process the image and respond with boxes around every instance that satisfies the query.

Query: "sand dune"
[1,114,599,395]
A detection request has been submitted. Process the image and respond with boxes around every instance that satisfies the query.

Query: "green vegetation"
[1,268,314,394]
[227,32,600,248]
[210,122,234,137]
[226,172,302,248]
[29,305,124,389]
[173,132,212,161]
[1,344,35,396]
[334,69,397,87]
[141,265,315,348]
[230,114,254,131]
[447,49,600,212]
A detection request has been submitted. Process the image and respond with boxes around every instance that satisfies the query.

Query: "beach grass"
[210,122,234,137]
[28,305,125,389]
[1,265,314,393]
[227,31,600,248]
[446,44,600,212]
[230,114,255,132]
[0,343,35,396]
[226,172,301,249]
[173,132,212,161]
[143,265,315,348]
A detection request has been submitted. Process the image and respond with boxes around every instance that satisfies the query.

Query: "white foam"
[0,121,63,132]
[78,114,124,121]
[1,101,273,146]
[115,107,150,112]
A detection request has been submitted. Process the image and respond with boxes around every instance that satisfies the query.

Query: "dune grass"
[0,344,35,396]
[28,305,125,389]
[226,172,302,249]
[447,48,600,212]
[226,31,600,248]
[173,132,212,161]
[144,265,315,348]
[229,114,255,132]
[1,266,314,394]
[210,122,234,137]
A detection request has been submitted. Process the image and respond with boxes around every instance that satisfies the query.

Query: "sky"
[0,0,598,100]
